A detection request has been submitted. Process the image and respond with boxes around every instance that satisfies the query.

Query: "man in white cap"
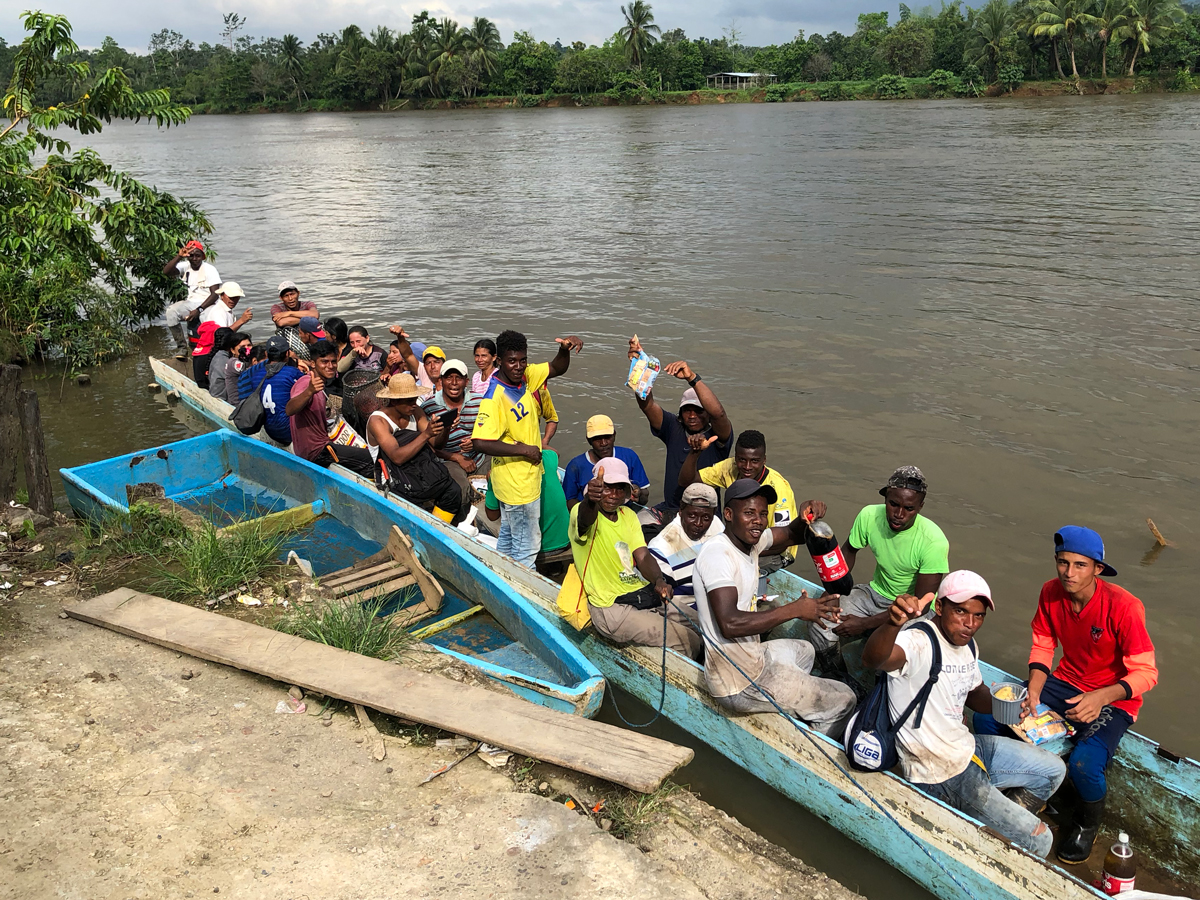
[271,281,318,328]
[192,282,251,388]
[570,457,700,657]
[648,483,724,606]
[562,414,651,509]
[627,338,733,510]
[862,571,1066,858]
[421,358,486,504]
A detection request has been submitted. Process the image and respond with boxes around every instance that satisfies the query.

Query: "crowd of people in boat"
[166,244,1158,867]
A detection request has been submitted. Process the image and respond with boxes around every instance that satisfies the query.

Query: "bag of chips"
[626,335,661,399]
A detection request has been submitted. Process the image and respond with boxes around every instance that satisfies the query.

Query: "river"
[25,95,1200,897]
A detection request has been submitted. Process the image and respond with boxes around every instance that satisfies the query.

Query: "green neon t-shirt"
[847,504,950,601]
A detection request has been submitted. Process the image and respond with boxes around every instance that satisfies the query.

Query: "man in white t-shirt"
[861,570,1066,857]
[161,241,221,357]
[692,478,856,737]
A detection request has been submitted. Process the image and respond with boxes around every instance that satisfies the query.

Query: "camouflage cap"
[879,465,928,497]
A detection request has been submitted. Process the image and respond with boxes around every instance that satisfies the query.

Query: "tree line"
[2,0,1198,113]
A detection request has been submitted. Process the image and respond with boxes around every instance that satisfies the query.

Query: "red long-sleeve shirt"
[1029,578,1157,720]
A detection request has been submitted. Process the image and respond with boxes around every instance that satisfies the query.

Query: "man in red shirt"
[974,526,1157,864]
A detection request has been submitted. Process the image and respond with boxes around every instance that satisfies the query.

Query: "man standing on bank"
[692,479,856,737]
[973,526,1157,864]
[808,466,949,685]
[628,337,733,510]
[472,330,583,568]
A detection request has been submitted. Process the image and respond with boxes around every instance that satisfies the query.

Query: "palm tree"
[1031,0,1098,78]
[464,17,504,80]
[426,18,466,96]
[966,0,1014,82]
[1089,0,1132,77]
[1121,0,1185,74]
[619,1,661,70]
[280,33,306,103]
[335,25,366,77]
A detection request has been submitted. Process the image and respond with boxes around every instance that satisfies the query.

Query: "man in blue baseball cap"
[973,525,1157,865]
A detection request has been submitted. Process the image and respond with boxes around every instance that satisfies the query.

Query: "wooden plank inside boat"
[64,588,692,793]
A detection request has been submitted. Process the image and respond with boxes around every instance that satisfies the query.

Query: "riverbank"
[0,516,860,900]
[184,74,1198,115]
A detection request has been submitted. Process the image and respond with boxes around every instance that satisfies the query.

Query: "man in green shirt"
[809,466,949,684]
[570,457,700,658]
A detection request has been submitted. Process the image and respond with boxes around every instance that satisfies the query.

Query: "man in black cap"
[808,465,949,686]
[691,478,857,736]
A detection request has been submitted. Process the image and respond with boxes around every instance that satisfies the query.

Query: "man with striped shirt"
[648,484,724,607]
[420,359,484,506]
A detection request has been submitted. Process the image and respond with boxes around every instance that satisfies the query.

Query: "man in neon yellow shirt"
[472,329,582,568]
[571,457,700,657]
[809,465,949,686]
[679,429,798,576]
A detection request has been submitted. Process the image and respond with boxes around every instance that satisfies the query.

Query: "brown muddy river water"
[26,96,1200,898]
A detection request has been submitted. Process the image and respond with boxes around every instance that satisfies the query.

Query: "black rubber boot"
[1003,787,1047,815]
[816,648,868,702]
[1057,798,1104,864]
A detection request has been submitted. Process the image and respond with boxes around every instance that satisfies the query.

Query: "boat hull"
[60,429,604,717]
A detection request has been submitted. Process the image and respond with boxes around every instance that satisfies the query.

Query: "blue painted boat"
[148,357,1200,899]
[60,429,605,717]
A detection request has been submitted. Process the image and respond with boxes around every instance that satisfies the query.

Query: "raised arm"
[547,335,583,379]
[662,360,732,444]
[388,325,421,376]
[862,593,934,671]
[574,471,605,535]
[677,433,719,486]
[763,500,823,557]
[163,252,185,277]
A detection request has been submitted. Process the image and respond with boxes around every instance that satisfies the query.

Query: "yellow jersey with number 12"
[472,362,549,505]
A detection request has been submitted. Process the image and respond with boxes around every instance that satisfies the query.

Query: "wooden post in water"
[0,365,21,504]
[19,390,54,517]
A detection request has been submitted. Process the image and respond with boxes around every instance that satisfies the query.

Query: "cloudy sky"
[0,1,903,52]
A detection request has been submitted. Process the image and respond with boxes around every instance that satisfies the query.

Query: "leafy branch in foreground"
[0,12,213,369]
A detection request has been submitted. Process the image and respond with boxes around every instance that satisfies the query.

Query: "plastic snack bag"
[626,335,661,400]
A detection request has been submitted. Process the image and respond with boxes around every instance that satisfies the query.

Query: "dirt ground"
[0,556,860,900]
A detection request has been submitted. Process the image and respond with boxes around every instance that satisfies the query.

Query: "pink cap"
[679,388,702,411]
[592,457,631,486]
[937,570,994,610]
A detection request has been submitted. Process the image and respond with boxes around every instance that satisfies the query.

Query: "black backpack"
[375,428,454,506]
[228,362,281,435]
[843,622,976,773]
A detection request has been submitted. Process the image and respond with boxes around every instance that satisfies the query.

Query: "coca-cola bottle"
[805,515,854,596]
[1101,832,1135,895]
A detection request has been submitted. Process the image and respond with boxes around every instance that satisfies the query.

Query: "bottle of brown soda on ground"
[1101,832,1135,895]
[804,514,854,596]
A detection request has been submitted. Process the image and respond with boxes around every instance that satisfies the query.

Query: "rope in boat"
[619,593,985,900]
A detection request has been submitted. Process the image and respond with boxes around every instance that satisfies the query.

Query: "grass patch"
[273,593,417,660]
[605,783,682,840]
[152,516,290,602]
[77,501,191,563]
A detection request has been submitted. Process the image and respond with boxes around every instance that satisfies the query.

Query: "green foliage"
[274,594,417,660]
[619,1,662,70]
[1167,64,1197,87]
[21,518,36,540]
[606,783,682,840]
[764,83,789,101]
[999,62,1026,89]
[0,13,211,370]
[927,67,962,95]
[874,73,911,97]
[879,19,935,76]
[78,500,191,562]
[15,488,29,504]
[152,516,290,602]
[817,80,852,100]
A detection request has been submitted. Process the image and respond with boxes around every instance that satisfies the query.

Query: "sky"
[0,1,905,52]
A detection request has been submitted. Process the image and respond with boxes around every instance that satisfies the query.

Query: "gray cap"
[723,477,777,509]
[681,483,718,509]
[277,280,299,295]
[880,465,928,497]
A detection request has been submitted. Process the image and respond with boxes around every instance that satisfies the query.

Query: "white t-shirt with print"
[200,302,235,328]
[692,531,773,698]
[175,260,222,310]
[887,624,982,785]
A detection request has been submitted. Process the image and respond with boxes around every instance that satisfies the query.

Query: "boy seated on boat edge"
[691,480,857,737]
[861,572,1066,858]
[971,526,1158,865]
[569,458,701,659]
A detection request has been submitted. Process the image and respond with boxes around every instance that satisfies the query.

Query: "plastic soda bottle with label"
[1101,832,1135,895]
[804,513,854,596]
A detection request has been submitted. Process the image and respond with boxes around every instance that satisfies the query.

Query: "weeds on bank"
[273,593,417,661]
[605,783,682,840]
[153,516,289,602]
[77,501,191,563]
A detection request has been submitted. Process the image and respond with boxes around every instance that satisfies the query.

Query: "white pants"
[163,298,200,328]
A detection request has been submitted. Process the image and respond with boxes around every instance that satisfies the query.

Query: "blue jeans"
[974,674,1132,803]
[497,498,541,569]
[914,735,1066,857]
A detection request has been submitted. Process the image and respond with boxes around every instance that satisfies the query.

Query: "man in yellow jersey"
[679,429,798,577]
[472,329,583,567]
